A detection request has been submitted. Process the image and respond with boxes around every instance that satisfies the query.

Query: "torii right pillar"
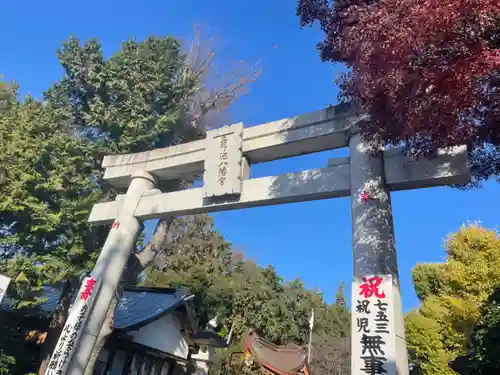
[350,130,409,375]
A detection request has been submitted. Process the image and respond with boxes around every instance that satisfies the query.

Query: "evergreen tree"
[144,214,350,375]
[144,214,235,327]
[330,282,350,337]
[0,81,102,374]
[310,283,351,375]
[450,287,500,374]
[40,35,203,374]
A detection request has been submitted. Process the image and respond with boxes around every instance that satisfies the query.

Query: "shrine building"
[242,330,312,375]
[0,285,226,375]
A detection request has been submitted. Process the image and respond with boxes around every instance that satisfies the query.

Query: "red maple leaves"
[298,0,500,183]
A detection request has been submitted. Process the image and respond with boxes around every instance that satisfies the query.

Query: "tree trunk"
[38,277,79,375]
[122,217,176,283]
[83,217,176,375]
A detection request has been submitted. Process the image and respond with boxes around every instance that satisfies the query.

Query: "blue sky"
[1,0,498,311]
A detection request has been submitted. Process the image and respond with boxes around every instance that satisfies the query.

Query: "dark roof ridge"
[123,285,179,294]
[0,285,195,332]
[117,294,193,332]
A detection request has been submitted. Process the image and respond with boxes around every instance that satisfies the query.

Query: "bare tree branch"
[180,24,262,132]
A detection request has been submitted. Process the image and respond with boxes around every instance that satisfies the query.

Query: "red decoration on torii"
[80,277,96,301]
[361,191,370,202]
[359,276,386,299]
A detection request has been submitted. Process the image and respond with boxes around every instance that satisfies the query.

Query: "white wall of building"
[129,312,190,359]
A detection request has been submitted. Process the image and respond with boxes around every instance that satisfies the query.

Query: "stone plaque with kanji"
[203,123,244,198]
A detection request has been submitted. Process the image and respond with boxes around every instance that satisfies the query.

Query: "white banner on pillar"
[46,277,101,375]
[0,274,11,304]
[352,275,397,375]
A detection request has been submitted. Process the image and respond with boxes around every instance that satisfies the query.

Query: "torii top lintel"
[88,103,470,225]
[101,102,362,189]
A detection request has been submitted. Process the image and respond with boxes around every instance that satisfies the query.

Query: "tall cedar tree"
[310,282,351,375]
[0,81,103,374]
[297,0,500,184]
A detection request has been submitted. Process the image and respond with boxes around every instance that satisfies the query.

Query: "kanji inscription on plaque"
[203,123,244,198]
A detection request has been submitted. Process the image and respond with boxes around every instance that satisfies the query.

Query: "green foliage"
[0,312,47,375]
[0,351,16,375]
[45,36,200,156]
[0,86,102,297]
[0,78,17,110]
[406,224,500,374]
[143,214,351,375]
[406,311,454,375]
[412,263,446,300]
[0,80,102,374]
[310,284,350,375]
[144,215,234,327]
[329,282,350,336]
[468,287,500,372]
[450,287,500,374]
[0,33,215,373]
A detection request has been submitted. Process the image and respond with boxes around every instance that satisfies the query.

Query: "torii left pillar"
[66,171,158,375]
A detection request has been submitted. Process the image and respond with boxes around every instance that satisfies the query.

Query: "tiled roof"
[0,285,190,330]
[244,330,310,375]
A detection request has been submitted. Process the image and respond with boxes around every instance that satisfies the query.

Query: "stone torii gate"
[62,103,469,375]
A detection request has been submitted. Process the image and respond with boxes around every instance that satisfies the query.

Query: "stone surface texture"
[349,133,408,375]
